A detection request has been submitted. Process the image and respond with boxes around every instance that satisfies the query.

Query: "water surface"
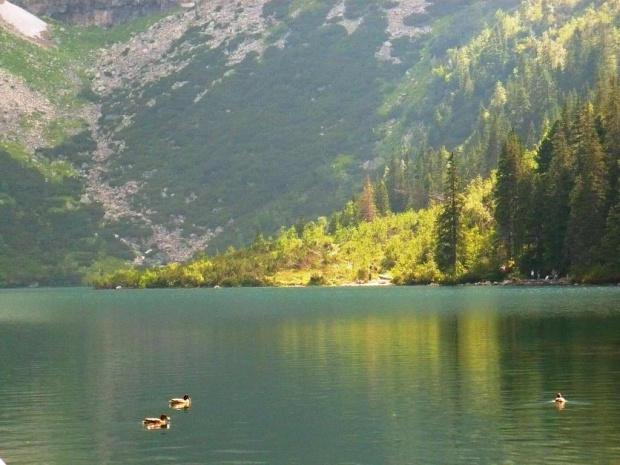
[0,286,618,464]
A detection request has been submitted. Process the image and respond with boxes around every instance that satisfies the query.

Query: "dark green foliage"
[537,121,574,273]
[36,131,97,165]
[435,152,464,276]
[104,3,396,249]
[373,179,390,216]
[0,149,129,286]
[566,103,609,270]
[493,130,530,262]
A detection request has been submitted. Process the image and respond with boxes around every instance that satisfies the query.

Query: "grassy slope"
[101,0,524,252]
[0,15,165,285]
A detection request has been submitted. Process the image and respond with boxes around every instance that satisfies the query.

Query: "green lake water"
[0,286,619,464]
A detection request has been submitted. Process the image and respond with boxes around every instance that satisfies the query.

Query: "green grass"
[0,140,77,182]
[0,12,170,108]
[289,0,322,16]
[43,118,88,146]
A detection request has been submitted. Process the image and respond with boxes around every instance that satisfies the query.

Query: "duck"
[555,393,566,404]
[169,394,191,409]
[142,414,170,429]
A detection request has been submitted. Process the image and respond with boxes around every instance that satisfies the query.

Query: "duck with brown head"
[169,394,191,409]
[142,414,170,429]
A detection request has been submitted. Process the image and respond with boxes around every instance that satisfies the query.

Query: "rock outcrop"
[1,0,433,264]
[11,0,177,26]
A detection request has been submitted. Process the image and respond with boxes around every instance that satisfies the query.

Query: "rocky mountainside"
[0,0,529,278]
[84,0,434,262]
[11,0,176,26]
[2,0,615,286]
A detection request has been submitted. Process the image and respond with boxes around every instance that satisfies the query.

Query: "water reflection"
[0,287,618,464]
[271,288,620,464]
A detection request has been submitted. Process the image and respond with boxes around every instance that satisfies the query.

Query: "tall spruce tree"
[435,152,464,277]
[494,130,530,263]
[373,179,391,217]
[524,121,561,272]
[540,120,575,273]
[385,153,408,213]
[598,75,620,211]
[566,103,609,271]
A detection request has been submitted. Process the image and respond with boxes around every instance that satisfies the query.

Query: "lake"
[0,286,619,464]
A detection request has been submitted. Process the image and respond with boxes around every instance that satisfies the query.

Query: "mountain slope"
[92,0,522,254]
[2,0,620,285]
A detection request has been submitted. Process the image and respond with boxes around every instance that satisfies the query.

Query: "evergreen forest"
[2,0,620,286]
[95,77,620,288]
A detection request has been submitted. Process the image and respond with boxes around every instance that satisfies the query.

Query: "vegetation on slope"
[384,0,620,202]
[0,147,133,286]
[4,0,620,286]
[94,72,620,288]
[99,0,523,251]
[0,16,167,286]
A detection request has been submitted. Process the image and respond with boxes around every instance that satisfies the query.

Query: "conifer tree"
[385,153,408,213]
[566,103,609,271]
[601,199,620,272]
[435,152,464,277]
[598,75,620,211]
[374,179,391,217]
[540,120,575,273]
[525,121,560,271]
[494,130,529,262]
[359,175,377,222]
[340,199,360,228]
[327,212,341,236]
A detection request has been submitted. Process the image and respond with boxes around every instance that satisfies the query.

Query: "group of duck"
[142,394,191,429]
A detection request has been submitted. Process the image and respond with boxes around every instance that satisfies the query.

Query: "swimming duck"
[169,394,191,409]
[142,414,170,429]
[555,393,566,404]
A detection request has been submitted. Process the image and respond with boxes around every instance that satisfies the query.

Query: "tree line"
[94,73,620,288]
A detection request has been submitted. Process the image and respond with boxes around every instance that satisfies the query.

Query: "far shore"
[95,277,620,290]
[314,276,619,288]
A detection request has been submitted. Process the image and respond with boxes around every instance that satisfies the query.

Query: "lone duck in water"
[143,414,170,429]
[169,394,191,409]
[555,393,566,404]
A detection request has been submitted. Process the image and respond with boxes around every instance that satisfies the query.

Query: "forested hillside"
[2,0,620,285]
[95,81,620,288]
[378,0,620,202]
[97,0,523,252]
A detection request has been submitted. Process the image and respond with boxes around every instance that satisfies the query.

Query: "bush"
[308,273,326,286]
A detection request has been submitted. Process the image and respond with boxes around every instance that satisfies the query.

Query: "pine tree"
[327,212,341,236]
[359,175,377,222]
[435,152,464,277]
[494,130,529,262]
[385,153,408,213]
[566,103,609,271]
[373,179,390,217]
[601,201,620,273]
[598,75,620,211]
[540,119,575,273]
[340,199,359,228]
